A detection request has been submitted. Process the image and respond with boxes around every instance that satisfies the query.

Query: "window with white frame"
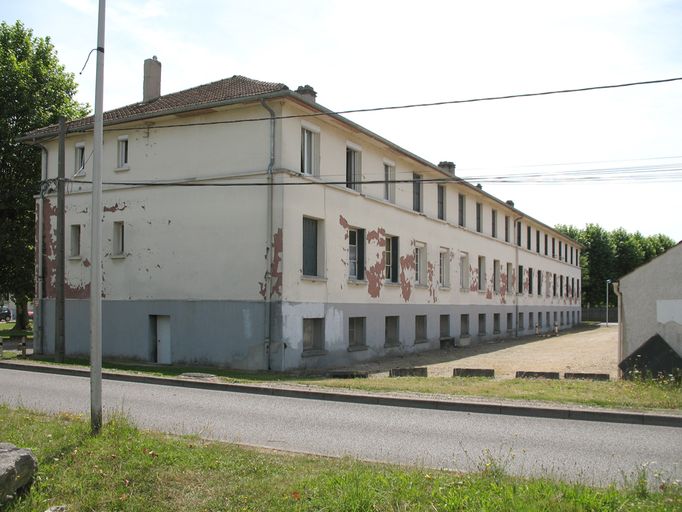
[113,221,125,257]
[506,262,513,292]
[384,163,395,203]
[414,242,426,284]
[458,193,465,227]
[69,224,81,258]
[345,146,361,191]
[117,136,129,169]
[437,185,446,220]
[493,259,500,292]
[439,248,450,287]
[459,251,470,290]
[74,144,85,175]
[348,228,365,280]
[492,209,498,238]
[301,126,320,176]
[528,267,534,295]
[385,235,398,283]
[302,217,323,277]
[476,202,482,233]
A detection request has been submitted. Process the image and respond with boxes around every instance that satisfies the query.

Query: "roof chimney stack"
[296,84,317,102]
[143,56,161,103]
[437,161,456,175]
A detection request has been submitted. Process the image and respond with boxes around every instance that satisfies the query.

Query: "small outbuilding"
[615,242,682,377]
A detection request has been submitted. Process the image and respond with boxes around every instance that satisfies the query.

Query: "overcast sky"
[5,0,682,241]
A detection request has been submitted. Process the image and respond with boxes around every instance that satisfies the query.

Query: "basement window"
[415,315,427,343]
[348,316,366,350]
[302,318,325,354]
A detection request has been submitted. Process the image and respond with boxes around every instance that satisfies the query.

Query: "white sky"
[5,0,682,241]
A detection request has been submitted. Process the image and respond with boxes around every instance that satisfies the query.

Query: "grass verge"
[9,356,682,411]
[0,405,679,511]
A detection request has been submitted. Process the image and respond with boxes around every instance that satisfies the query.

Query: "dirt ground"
[349,324,619,379]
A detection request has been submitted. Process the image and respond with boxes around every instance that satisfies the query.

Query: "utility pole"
[55,117,66,363]
[605,279,611,327]
[89,0,106,435]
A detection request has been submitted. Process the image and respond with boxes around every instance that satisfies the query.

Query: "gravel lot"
[351,324,619,379]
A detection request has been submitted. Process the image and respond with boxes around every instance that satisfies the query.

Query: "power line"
[96,75,682,133]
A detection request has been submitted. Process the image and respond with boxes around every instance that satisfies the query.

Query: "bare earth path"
[350,324,619,379]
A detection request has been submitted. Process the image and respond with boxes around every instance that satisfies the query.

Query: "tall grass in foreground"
[0,405,679,511]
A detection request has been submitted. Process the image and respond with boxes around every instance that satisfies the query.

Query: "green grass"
[0,405,679,511]
[18,356,682,411]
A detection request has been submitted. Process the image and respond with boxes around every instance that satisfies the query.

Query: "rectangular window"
[385,316,399,346]
[302,318,324,352]
[560,275,564,297]
[507,312,513,332]
[537,269,542,295]
[75,144,85,174]
[478,313,486,336]
[493,313,500,334]
[553,273,557,296]
[69,224,81,258]
[348,317,366,348]
[570,246,574,265]
[529,312,535,330]
[506,262,513,293]
[117,136,129,168]
[346,147,361,191]
[577,279,580,298]
[460,314,469,337]
[437,184,446,220]
[552,238,556,258]
[536,230,540,253]
[348,228,365,280]
[493,259,500,293]
[538,313,543,327]
[301,128,319,176]
[385,236,399,283]
[518,265,524,294]
[491,209,497,238]
[384,163,395,203]
[478,256,486,291]
[554,311,558,325]
[412,173,422,212]
[527,226,531,250]
[459,252,470,289]
[571,277,575,298]
[439,248,450,287]
[440,314,450,338]
[415,315,427,342]
[547,311,551,327]
[517,222,522,246]
[113,221,125,256]
[504,215,510,242]
[544,234,548,255]
[302,217,319,277]
[458,194,465,227]
[558,241,563,261]
[518,312,525,331]
[528,267,534,295]
[476,202,482,233]
[415,243,426,284]
[561,311,564,325]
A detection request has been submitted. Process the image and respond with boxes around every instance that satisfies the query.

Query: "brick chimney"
[437,161,456,175]
[143,56,161,103]
[296,85,317,102]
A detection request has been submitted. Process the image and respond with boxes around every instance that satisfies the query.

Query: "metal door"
[156,315,171,364]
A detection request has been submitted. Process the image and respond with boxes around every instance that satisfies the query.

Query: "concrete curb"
[1,360,680,428]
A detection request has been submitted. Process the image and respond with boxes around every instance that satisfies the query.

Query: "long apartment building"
[24,58,581,370]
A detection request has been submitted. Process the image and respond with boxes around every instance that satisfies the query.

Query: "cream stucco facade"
[30,75,582,370]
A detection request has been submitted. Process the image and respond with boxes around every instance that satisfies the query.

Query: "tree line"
[555,224,676,307]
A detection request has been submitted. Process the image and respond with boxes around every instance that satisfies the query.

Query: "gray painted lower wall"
[37,299,580,371]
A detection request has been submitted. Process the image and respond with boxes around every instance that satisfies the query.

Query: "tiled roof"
[23,75,289,139]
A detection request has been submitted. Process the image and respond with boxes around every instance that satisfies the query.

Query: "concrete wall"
[618,243,682,360]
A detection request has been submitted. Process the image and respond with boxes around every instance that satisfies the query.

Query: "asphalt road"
[1,368,680,486]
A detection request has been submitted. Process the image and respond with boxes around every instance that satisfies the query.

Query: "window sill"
[68,256,82,261]
[414,338,429,344]
[460,334,470,339]
[347,345,368,352]
[414,284,428,289]
[301,275,327,282]
[114,166,130,172]
[384,281,401,287]
[439,286,451,291]
[302,349,327,358]
[384,342,401,348]
[347,278,367,285]
[110,254,126,260]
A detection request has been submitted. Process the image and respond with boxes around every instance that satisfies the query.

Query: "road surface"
[1,368,679,486]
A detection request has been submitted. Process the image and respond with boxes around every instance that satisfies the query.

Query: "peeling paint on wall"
[365,228,386,299]
[399,254,415,302]
[523,269,530,294]
[500,271,507,304]
[103,202,127,212]
[427,261,437,303]
[257,228,283,299]
[338,214,350,239]
[469,265,478,293]
[43,198,57,299]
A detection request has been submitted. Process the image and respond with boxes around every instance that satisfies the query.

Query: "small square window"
[460,314,470,337]
[385,316,399,347]
[415,315,427,342]
[440,314,450,338]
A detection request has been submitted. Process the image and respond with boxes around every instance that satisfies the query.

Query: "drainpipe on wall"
[260,99,276,371]
[613,281,623,378]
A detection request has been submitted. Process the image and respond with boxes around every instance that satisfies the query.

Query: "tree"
[0,21,89,329]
